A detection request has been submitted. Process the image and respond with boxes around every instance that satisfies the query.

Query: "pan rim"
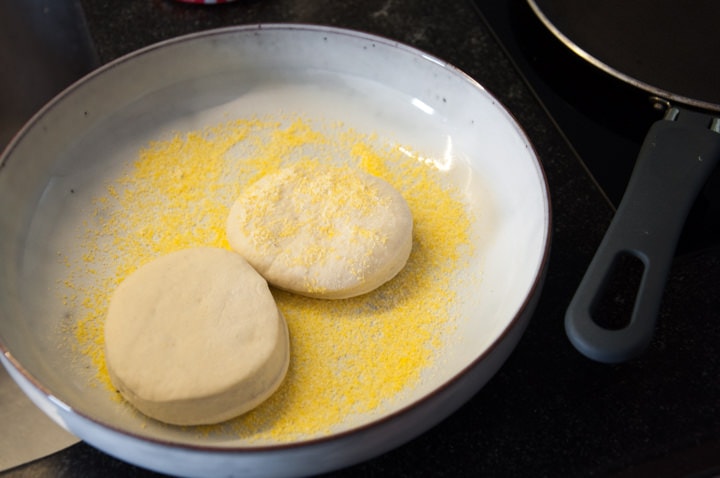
[526,0,720,113]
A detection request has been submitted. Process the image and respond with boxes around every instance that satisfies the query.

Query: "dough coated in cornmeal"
[226,164,413,299]
[104,247,289,426]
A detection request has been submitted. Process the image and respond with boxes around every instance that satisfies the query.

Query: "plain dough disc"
[104,247,289,426]
[226,164,413,299]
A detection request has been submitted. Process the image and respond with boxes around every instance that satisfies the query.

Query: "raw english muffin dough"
[104,247,290,426]
[226,163,413,299]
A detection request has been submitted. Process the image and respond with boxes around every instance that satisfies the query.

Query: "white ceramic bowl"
[0,25,550,477]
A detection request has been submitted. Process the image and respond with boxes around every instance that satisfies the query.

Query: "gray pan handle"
[566,106,720,363]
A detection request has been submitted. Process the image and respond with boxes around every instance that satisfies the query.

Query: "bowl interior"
[0,26,549,448]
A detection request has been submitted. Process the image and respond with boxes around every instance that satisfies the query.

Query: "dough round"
[226,164,413,299]
[104,247,289,426]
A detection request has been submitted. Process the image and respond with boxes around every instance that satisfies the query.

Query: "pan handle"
[565,106,720,363]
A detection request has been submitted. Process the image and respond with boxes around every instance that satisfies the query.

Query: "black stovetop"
[476,0,720,257]
[3,1,719,476]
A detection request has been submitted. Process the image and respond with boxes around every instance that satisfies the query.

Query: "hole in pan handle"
[565,106,720,363]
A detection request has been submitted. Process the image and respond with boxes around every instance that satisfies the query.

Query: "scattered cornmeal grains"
[63,115,474,442]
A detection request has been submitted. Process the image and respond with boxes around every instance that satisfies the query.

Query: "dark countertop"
[4,0,719,476]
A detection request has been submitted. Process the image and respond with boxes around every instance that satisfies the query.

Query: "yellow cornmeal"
[233,162,397,292]
[65,115,474,442]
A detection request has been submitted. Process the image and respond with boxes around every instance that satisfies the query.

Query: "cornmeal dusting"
[63,115,474,442]
[232,162,399,292]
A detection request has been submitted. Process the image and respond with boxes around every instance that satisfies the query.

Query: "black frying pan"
[528,0,720,362]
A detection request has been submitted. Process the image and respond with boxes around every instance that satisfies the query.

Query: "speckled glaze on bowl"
[0,25,550,478]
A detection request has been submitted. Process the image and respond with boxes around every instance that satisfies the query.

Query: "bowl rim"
[0,22,553,454]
